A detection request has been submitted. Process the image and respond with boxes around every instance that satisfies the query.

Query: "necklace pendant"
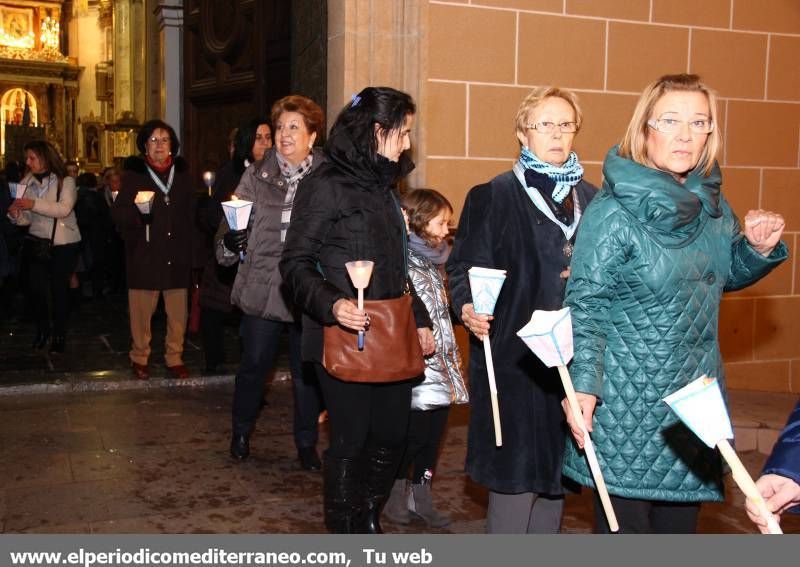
[164,195,170,205]
[562,242,574,258]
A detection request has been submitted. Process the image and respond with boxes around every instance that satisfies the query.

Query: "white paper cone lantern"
[663,375,733,448]
[134,190,155,214]
[10,182,26,199]
[517,308,574,367]
[221,199,253,231]
[467,267,507,315]
[664,375,782,534]
[517,307,620,532]
[111,190,119,202]
[134,191,156,242]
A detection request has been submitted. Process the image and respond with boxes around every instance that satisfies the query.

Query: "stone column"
[113,0,134,156]
[130,0,147,124]
[327,0,428,185]
[155,0,183,140]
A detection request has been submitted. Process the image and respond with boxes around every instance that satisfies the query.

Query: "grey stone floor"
[1,289,798,534]
[1,381,798,534]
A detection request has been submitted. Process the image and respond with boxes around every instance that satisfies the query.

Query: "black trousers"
[232,315,322,450]
[28,242,79,335]
[396,407,450,481]
[593,493,700,534]
[316,363,413,459]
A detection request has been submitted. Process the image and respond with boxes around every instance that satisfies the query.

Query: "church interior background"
[0,0,324,183]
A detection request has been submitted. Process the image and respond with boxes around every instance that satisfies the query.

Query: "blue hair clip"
[351,93,361,107]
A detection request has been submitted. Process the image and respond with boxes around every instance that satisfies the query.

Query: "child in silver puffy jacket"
[384,189,468,528]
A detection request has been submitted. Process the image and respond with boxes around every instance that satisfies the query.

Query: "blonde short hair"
[619,74,721,177]
[514,86,583,138]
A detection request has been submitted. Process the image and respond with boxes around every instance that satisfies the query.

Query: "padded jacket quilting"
[563,146,788,502]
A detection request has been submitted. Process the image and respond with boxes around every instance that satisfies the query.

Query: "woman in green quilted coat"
[563,74,788,534]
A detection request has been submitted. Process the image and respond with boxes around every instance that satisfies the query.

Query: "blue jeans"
[232,315,322,450]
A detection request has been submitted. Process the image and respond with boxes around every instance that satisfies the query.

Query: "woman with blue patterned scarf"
[447,86,598,533]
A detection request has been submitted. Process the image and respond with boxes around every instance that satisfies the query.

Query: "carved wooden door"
[183,0,291,187]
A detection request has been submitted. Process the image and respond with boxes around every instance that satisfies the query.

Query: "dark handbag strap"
[47,177,63,245]
[388,190,411,294]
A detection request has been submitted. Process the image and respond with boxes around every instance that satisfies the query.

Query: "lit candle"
[202,171,215,197]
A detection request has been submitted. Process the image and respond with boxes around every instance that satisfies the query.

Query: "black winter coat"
[446,171,596,494]
[280,130,431,363]
[111,156,197,290]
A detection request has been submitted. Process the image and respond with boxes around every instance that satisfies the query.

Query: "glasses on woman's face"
[147,136,171,146]
[647,118,714,135]
[525,121,578,134]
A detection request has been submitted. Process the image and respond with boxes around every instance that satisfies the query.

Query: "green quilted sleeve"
[564,192,631,400]
[722,198,788,292]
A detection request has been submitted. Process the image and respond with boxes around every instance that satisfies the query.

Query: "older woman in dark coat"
[111,119,197,380]
[447,86,596,533]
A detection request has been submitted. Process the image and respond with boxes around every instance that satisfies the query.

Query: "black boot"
[359,446,403,534]
[230,432,250,461]
[323,452,361,534]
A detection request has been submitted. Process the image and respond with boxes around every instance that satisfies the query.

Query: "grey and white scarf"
[275,151,314,242]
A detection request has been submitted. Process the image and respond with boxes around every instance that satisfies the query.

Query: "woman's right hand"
[461,303,492,339]
[561,392,597,449]
[332,298,367,331]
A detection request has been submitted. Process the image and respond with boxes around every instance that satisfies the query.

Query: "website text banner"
[1,534,796,567]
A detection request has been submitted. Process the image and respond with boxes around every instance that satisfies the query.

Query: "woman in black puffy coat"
[280,87,433,533]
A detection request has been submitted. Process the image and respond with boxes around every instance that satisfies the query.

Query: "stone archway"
[0,87,39,155]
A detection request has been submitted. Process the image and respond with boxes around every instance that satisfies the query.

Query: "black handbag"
[22,178,62,263]
[23,234,55,263]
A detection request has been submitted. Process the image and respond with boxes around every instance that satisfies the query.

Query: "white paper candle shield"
[346,260,374,290]
[111,190,119,202]
[134,190,155,214]
[221,199,253,231]
[663,375,734,448]
[10,183,26,199]
[468,267,507,315]
[517,308,574,367]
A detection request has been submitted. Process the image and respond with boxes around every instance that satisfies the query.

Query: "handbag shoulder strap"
[388,190,409,276]
[48,177,63,244]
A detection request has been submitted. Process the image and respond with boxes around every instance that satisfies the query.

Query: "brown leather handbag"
[323,294,425,383]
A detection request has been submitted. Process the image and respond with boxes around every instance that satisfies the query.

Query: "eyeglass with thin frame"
[147,136,171,145]
[647,117,714,135]
[525,121,579,134]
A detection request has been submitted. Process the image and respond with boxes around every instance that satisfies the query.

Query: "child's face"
[424,208,451,245]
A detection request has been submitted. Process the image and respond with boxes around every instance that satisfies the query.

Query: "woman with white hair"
[447,86,597,533]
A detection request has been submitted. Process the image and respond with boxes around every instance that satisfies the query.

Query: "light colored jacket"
[408,246,468,410]
[13,173,81,245]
